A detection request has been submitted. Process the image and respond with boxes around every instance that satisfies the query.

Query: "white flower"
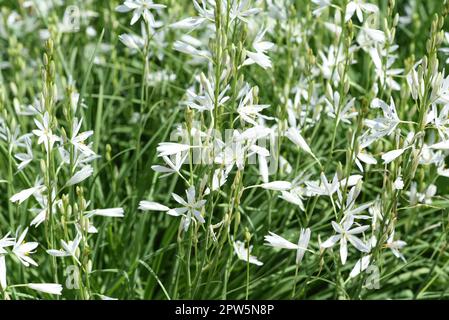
[70,118,95,157]
[345,0,378,22]
[47,232,82,265]
[30,209,47,228]
[321,215,370,265]
[305,172,340,197]
[320,44,353,83]
[311,0,331,16]
[32,112,60,152]
[264,228,311,265]
[14,136,33,171]
[325,89,357,124]
[393,176,404,190]
[233,240,263,266]
[360,98,400,148]
[407,182,436,205]
[186,73,230,112]
[0,233,16,254]
[243,29,274,70]
[208,167,231,193]
[431,73,449,105]
[170,186,206,230]
[12,228,38,267]
[116,0,166,26]
[236,87,272,126]
[386,232,406,262]
[27,283,63,295]
[229,0,260,23]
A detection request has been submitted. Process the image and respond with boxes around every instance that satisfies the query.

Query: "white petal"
[349,255,371,278]
[115,5,132,12]
[138,201,169,211]
[170,17,205,29]
[321,235,340,248]
[285,127,313,154]
[157,142,191,157]
[46,249,69,257]
[340,237,348,265]
[347,235,370,252]
[296,228,311,264]
[90,208,124,218]
[0,256,6,289]
[260,181,292,191]
[10,187,37,204]
[382,149,405,164]
[344,2,357,21]
[347,225,370,235]
[357,152,377,165]
[66,165,93,186]
[430,140,449,150]
[264,232,298,249]
[27,283,62,295]
[167,207,187,216]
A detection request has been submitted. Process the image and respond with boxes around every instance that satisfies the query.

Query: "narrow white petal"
[285,127,312,154]
[27,283,63,295]
[349,255,371,278]
[382,149,405,164]
[66,165,94,186]
[260,181,292,191]
[321,235,340,248]
[91,208,124,218]
[340,237,348,265]
[138,201,169,211]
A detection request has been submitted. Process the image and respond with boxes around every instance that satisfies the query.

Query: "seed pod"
[9,82,18,96]
[234,210,241,235]
[393,13,399,27]
[46,38,54,56]
[40,159,47,173]
[67,204,73,219]
[87,260,93,273]
[336,162,344,180]
[43,53,49,66]
[50,61,56,80]
[106,144,112,161]
[244,227,251,242]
